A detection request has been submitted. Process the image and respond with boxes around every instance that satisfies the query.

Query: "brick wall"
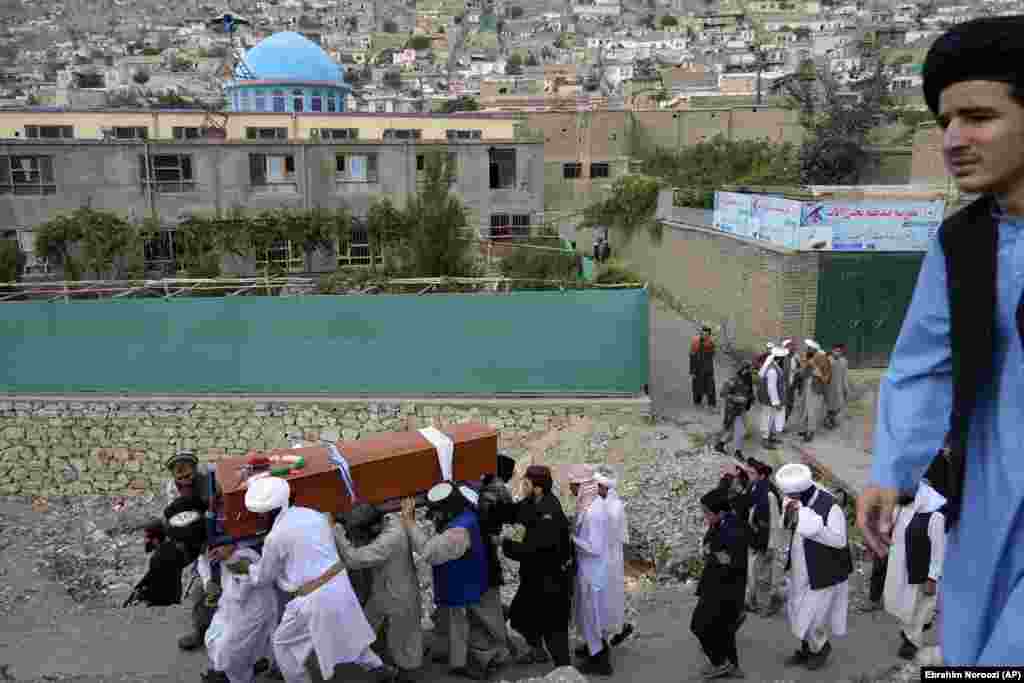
[612,218,818,355]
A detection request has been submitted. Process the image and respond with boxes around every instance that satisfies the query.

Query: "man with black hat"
[713,362,754,459]
[691,486,748,680]
[857,15,1024,667]
[400,482,494,680]
[335,503,423,682]
[502,465,573,670]
[744,459,784,617]
[163,449,221,652]
[690,325,717,411]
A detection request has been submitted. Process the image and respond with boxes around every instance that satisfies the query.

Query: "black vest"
[795,489,854,591]
[905,511,936,585]
[931,196,1002,530]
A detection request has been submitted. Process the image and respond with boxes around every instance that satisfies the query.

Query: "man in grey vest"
[858,16,1024,667]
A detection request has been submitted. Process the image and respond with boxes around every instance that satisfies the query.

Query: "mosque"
[224,31,353,114]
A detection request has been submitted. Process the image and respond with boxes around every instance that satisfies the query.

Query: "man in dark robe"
[501,465,573,669]
[127,518,189,607]
[690,326,717,410]
[691,487,749,680]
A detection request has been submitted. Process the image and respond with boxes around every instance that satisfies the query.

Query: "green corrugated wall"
[0,290,649,395]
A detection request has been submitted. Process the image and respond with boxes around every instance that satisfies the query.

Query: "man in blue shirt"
[857,16,1024,666]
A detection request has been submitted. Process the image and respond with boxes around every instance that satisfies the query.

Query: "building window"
[249,153,297,189]
[383,128,422,140]
[240,91,251,110]
[113,126,148,139]
[311,90,322,112]
[488,148,516,189]
[488,213,530,239]
[445,129,482,140]
[272,90,286,112]
[314,128,358,140]
[143,229,178,274]
[0,155,57,195]
[246,127,288,140]
[327,95,337,112]
[416,152,458,181]
[139,154,196,193]
[335,153,378,182]
[590,162,610,178]
[337,223,383,267]
[257,240,305,273]
[25,125,73,139]
[293,89,304,112]
[172,126,204,140]
[563,162,582,179]
[254,90,266,111]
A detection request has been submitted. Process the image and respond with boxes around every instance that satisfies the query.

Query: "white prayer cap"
[781,338,793,347]
[458,484,479,507]
[427,481,455,504]
[567,463,595,484]
[776,463,814,495]
[772,346,789,358]
[594,473,617,488]
[245,476,291,513]
[805,339,822,352]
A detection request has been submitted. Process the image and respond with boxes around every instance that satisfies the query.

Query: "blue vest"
[433,509,489,608]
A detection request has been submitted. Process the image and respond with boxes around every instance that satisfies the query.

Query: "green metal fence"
[0,289,649,395]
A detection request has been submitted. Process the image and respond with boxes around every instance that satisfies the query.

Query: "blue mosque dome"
[226,31,351,113]
[237,31,345,83]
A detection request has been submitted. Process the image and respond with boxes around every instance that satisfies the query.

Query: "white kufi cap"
[427,481,454,504]
[245,476,291,513]
[458,484,479,507]
[775,463,814,495]
[772,346,789,358]
[805,339,822,352]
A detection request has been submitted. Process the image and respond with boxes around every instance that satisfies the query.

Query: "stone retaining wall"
[0,397,652,497]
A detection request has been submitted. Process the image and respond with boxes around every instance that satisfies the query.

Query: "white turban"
[781,338,793,347]
[776,463,814,495]
[245,476,291,513]
[805,339,822,352]
[772,346,789,358]
[458,484,479,507]
[594,473,617,488]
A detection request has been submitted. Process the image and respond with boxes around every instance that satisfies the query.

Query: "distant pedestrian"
[714,362,754,459]
[757,346,788,450]
[690,325,717,410]
[568,464,613,676]
[691,487,749,680]
[824,343,850,429]
[796,340,831,443]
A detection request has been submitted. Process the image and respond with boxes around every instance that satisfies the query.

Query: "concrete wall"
[613,201,818,355]
[0,139,544,273]
[0,396,651,497]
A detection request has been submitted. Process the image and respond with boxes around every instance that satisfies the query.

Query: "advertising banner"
[800,199,945,251]
[750,195,802,249]
[713,192,752,236]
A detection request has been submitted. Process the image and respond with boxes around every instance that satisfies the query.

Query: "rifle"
[123,573,150,608]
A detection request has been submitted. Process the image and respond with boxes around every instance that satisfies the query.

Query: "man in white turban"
[568,463,612,676]
[210,478,396,683]
[775,464,852,671]
[593,470,634,649]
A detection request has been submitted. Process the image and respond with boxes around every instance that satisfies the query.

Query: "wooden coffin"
[220,422,498,538]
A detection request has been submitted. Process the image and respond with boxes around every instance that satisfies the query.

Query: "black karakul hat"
[922,16,1024,114]
[701,487,732,514]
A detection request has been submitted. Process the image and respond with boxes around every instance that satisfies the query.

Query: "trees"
[0,239,25,283]
[382,19,398,33]
[634,134,799,208]
[398,150,476,277]
[442,95,480,113]
[34,207,137,280]
[409,35,431,50]
[132,69,150,85]
[506,53,523,75]
[582,175,664,242]
[776,60,893,185]
[660,15,678,27]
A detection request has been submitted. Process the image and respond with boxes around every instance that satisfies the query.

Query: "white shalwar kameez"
[205,547,279,683]
[247,506,380,683]
[573,496,610,657]
[786,489,850,653]
[884,484,946,648]
[601,487,628,637]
